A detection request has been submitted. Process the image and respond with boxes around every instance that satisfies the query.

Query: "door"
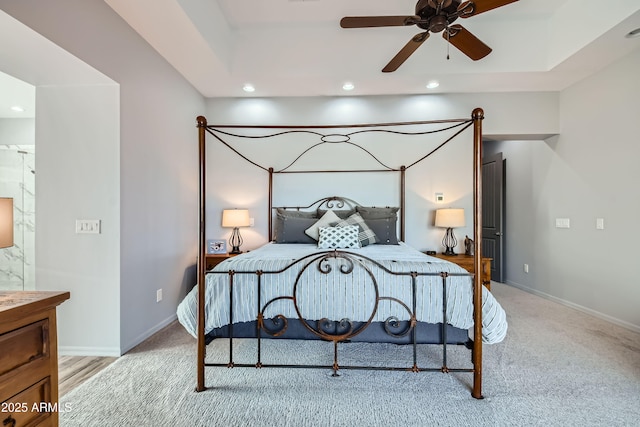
[482,152,504,282]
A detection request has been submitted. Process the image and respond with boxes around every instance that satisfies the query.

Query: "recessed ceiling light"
[342,82,354,91]
[625,28,640,39]
[243,84,255,93]
[426,81,440,89]
[10,105,25,112]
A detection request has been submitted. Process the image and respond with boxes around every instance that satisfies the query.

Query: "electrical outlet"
[156,289,163,303]
[524,264,529,273]
[596,218,604,230]
[249,217,255,227]
[76,219,101,234]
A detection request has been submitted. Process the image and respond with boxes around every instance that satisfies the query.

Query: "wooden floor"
[58,356,117,397]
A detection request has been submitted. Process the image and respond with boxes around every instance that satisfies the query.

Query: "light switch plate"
[76,219,101,234]
[555,218,570,229]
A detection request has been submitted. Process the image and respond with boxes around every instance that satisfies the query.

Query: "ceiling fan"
[340,0,519,72]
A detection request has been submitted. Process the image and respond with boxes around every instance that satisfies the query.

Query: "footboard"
[202,250,477,384]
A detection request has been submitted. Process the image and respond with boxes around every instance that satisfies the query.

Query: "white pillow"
[304,209,341,241]
[317,226,360,249]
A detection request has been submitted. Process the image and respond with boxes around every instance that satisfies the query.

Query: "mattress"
[177,242,507,344]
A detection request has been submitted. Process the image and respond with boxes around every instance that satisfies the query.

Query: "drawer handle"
[3,415,16,427]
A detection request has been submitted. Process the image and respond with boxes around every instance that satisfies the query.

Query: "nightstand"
[204,253,240,270]
[430,253,492,291]
[205,254,230,270]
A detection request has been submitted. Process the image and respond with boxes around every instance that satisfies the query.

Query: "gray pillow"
[365,217,399,245]
[317,208,354,219]
[355,206,400,219]
[276,208,318,219]
[355,207,400,244]
[273,212,318,243]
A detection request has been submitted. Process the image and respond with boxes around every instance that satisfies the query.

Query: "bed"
[180,108,506,398]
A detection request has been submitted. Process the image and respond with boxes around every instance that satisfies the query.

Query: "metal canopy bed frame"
[194,108,486,398]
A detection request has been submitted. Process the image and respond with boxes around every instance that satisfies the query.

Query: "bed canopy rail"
[195,108,485,398]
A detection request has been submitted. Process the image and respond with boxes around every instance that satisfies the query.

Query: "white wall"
[208,79,640,332]
[484,48,640,332]
[35,85,121,354]
[1,0,205,355]
[0,119,35,145]
[205,93,558,254]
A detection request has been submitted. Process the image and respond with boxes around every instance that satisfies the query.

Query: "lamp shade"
[435,208,465,228]
[222,209,251,228]
[0,198,14,248]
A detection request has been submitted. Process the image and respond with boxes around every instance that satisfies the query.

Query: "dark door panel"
[482,152,504,282]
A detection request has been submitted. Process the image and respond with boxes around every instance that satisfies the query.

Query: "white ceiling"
[0,72,34,119]
[104,0,640,98]
[2,0,640,118]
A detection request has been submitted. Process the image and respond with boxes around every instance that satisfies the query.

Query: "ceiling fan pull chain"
[446,29,450,60]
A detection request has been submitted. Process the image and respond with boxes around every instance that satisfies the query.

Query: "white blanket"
[177,243,507,344]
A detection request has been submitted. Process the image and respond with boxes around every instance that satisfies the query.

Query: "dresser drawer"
[1,377,52,427]
[0,320,49,378]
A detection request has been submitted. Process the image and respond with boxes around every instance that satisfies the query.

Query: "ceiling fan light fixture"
[242,84,255,93]
[426,80,440,89]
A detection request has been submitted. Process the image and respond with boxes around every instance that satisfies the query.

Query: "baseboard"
[59,346,121,357]
[121,313,178,354]
[504,280,640,334]
[58,314,178,357]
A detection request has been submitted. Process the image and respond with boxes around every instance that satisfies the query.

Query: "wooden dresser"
[431,253,492,291]
[0,291,70,427]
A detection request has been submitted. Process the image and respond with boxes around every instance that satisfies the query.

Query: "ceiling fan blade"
[340,16,419,28]
[382,32,430,73]
[443,25,491,60]
[459,0,518,17]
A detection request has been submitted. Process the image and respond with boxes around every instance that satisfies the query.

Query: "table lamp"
[222,209,251,254]
[435,208,465,256]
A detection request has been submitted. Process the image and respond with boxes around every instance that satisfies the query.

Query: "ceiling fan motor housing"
[416,0,461,33]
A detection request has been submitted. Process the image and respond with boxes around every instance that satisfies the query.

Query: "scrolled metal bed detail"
[203,248,476,378]
[184,108,497,399]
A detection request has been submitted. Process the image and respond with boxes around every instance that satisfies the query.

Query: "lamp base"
[228,227,243,255]
[442,227,458,257]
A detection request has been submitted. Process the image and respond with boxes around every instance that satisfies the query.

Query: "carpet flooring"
[60,282,640,426]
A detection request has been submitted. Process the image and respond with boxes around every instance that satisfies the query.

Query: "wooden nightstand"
[204,253,240,270]
[430,253,492,291]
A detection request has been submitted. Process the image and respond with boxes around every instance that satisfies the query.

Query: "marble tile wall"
[0,145,35,290]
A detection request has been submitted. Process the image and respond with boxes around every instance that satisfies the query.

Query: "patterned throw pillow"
[335,212,379,247]
[317,226,360,249]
